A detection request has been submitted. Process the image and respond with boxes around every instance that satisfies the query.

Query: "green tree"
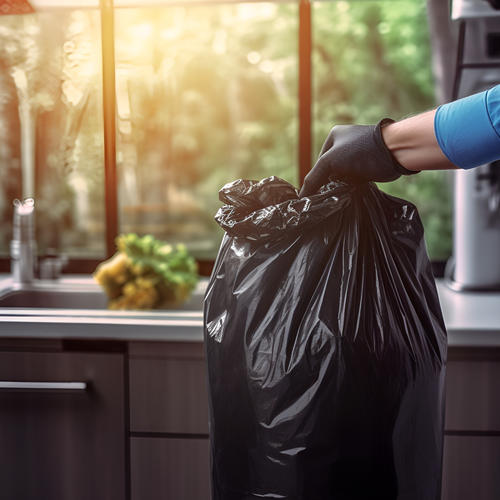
[0,11,105,256]
[0,1,451,261]
[312,0,451,259]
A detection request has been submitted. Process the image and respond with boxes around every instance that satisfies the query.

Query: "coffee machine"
[448,0,500,290]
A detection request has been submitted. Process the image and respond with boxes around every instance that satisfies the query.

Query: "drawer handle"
[0,381,87,391]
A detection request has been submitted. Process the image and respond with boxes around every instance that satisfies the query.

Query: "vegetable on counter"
[93,233,199,310]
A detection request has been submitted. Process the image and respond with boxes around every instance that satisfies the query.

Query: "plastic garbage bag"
[204,176,447,500]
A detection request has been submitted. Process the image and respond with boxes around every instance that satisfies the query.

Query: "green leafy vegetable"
[94,233,199,310]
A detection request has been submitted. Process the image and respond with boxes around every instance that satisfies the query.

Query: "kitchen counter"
[436,279,500,347]
[0,276,499,347]
[0,275,204,342]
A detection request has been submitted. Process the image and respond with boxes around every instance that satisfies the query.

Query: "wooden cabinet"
[1,337,498,500]
[445,358,500,431]
[129,342,209,434]
[131,437,210,500]
[128,341,211,500]
[0,339,126,500]
[0,338,211,500]
[442,436,500,500]
[442,348,500,500]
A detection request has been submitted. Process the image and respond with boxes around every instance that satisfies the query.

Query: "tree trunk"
[18,99,35,199]
[426,0,459,104]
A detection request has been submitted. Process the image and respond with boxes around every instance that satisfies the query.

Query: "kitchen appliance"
[448,0,500,290]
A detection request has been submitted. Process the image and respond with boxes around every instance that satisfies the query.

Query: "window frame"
[100,0,312,257]
[0,0,447,277]
[100,0,311,273]
[0,0,312,275]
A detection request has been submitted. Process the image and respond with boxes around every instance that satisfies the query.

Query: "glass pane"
[0,10,105,258]
[115,3,298,260]
[313,0,452,260]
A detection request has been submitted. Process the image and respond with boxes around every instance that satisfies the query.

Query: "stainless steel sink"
[0,275,205,342]
[0,288,108,309]
[0,277,204,311]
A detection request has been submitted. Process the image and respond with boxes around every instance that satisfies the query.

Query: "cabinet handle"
[0,381,87,391]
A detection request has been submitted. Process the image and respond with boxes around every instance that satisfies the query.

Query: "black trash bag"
[204,176,447,500]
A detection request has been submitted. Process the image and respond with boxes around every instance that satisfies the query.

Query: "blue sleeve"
[434,85,500,169]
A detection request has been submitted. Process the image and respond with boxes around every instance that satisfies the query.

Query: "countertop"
[436,279,500,348]
[0,276,499,347]
[0,275,205,342]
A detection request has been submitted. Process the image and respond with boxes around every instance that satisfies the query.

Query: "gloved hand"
[299,118,418,197]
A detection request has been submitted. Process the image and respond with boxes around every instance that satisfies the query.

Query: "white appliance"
[448,0,500,290]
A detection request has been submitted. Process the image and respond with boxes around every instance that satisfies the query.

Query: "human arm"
[380,109,457,172]
[299,84,500,197]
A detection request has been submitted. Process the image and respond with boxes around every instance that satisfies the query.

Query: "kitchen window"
[0,8,106,259]
[0,0,452,273]
[114,3,298,261]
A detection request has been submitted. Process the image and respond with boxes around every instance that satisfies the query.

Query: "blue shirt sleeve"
[434,85,500,169]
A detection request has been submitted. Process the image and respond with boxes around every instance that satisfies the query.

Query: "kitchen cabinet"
[0,339,126,500]
[442,436,500,500]
[128,341,211,500]
[1,335,498,500]
[129,342,209,434]
[442,347,500,500]
[0,338,211,500]
[131,436,210,500]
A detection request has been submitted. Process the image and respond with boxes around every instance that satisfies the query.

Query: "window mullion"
[100,0,119,258]
[299,0,312,186]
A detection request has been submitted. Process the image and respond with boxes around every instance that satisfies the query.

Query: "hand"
[299,119,417,197]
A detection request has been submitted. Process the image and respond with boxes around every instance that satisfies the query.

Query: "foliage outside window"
[114,4,298,260]
[0,11,105,257]
[313,1,452,259]
[0,0,452,265]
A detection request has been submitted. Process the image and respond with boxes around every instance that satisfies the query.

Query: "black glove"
[299,118,418,197]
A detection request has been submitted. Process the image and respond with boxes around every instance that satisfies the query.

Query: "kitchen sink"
[0,276,205,342]
[0,288,108,309]
[0,277,205,311]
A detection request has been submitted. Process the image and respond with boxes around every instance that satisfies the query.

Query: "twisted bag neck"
[215,176,354,241]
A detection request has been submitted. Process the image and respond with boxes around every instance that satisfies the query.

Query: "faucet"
[10,198,37,283]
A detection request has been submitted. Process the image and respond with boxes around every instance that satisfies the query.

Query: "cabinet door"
[445,360,500,431]
[129,342,209,434]
[442,436,500,500]
[0,350,125,500]
[131,436,210,500]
